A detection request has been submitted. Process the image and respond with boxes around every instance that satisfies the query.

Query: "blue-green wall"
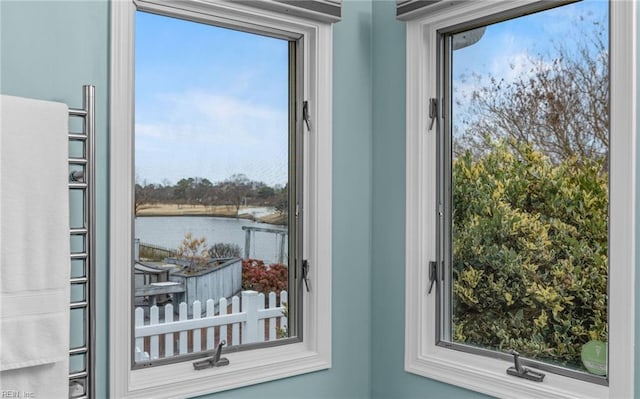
[1,0,639,398]
[0,1,110,398]
[635,0,640,394]
[196,0,374,396]
[369,2,639,398]
[1,0,373,398]
[369,2,487,398]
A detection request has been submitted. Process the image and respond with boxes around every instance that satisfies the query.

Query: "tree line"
[135,173,287,216]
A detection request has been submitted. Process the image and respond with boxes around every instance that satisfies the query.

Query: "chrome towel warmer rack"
[68,85,95,399]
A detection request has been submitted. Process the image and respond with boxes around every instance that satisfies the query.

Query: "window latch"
[193,340,229,370]
[303,100,312,131]
[302,259,311,292]
[428,261,437,294]
[506,350,545,382]
[428,98,438,131]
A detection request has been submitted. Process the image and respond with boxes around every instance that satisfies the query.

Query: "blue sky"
[451,0,608,135]
[134,1,608,187]
[135,11,289,187]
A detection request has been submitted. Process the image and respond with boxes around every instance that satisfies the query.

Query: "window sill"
[124,342,329,398]
[406,346,608,399]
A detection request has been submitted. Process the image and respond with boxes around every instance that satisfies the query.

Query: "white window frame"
[404,1,636,398]
[110,1,333,397]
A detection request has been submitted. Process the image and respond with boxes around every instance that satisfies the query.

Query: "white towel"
[0,95,70,399]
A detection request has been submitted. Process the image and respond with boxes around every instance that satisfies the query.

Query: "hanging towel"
[0,95,70,399]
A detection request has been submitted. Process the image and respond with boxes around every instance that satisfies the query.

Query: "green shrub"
[452,142,608,370]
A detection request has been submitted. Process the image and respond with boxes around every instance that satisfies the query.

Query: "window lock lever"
[193,340,230,370]
[303,101,311,131]
[428,98,438,130]
[302,259,310,292]
[428,261,437,294]
[506,350,545,382]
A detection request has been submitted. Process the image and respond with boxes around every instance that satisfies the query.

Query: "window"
[110,1,334,397]
[442,1,610,382]
[132,10,299,368]
[404,1,635,398]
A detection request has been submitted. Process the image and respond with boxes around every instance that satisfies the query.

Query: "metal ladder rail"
[68,85,95,399]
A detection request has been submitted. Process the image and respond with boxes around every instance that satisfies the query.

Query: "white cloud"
[146,91,286,142]
[135,90,289,186]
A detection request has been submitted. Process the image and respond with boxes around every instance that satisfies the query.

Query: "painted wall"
[1,0,373,398]
[370,1,639,398]
[369,1,486,398]
[196,0,375,396]
[0,1,110,398]
[635,1,640,395]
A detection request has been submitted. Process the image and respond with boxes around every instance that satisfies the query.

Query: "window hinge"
[428,98,438,131]
[302,259,310,292]
[193,340,229,370]
[428,261,437,294]
[303,100,311,131]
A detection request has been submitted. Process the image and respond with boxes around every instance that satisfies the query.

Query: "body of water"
[135,216,288,264]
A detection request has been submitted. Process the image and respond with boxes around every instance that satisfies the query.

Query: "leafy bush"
[176,233,207,258]
[208,242,241,258]
[242,259,288,296]
[452,142,608,369]
[175,233,209,272]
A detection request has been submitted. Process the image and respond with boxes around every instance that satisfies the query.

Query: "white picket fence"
[135,290,287,361]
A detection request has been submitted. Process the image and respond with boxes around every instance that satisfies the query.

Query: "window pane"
[133,11,292,364]
[447,0,609,376]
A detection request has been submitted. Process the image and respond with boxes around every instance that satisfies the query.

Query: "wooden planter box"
[167,257,242,315]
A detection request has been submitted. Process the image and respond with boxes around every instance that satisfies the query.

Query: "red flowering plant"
[241,259,288,298]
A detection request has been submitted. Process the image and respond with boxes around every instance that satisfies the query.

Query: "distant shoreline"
[136,203,286,225]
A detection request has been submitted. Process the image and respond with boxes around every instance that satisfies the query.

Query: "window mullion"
[437,31,452,344]
[288,38,303,340]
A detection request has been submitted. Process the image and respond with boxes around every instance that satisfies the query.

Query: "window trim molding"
[404,1,636,398]
[237,0,342,23]
[109,1,333,397]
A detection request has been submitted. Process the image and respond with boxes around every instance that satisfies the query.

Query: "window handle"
[193,340,230,370]
[506,350,545,382]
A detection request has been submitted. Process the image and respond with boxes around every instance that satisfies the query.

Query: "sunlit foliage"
[452,141,608,369]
